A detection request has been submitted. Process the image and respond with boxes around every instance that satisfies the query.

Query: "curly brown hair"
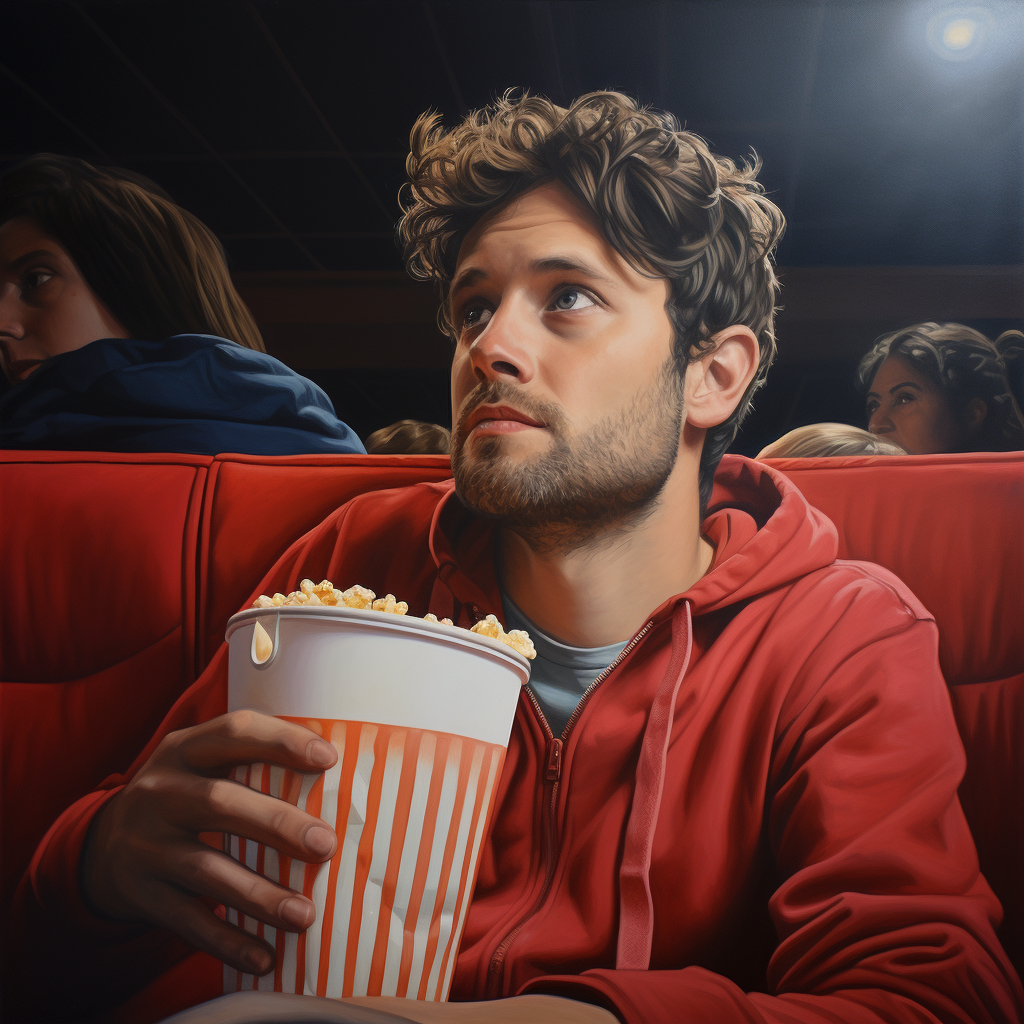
[397,91,785,509]
[857,322,1024,452]
[0,154,265,351]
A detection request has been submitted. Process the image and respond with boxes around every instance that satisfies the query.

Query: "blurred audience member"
[365,418,451,455]
[858,322,1024,454]
[757,422,905,459]
[0,154,364,455]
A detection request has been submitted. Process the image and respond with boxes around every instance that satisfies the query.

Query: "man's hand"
[82,710,339,975]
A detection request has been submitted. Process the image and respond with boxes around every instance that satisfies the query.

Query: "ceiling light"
[942,17,976,49]
[926,5,992,60]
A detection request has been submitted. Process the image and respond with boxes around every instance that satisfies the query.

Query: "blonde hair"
[398,90,785,508]
[758,423,906,459]
[0,154,265,351]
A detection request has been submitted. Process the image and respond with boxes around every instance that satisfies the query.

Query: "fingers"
[167,775,337,862]
[81,711,341,965]
[171,710,337,775]
[144,879,277,976]
[166,841,316,933]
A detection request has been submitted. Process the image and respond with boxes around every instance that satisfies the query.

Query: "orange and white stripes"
[225,718,504,1001]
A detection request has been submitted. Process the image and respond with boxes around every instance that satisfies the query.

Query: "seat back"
[195,453,451,668]
[766,450,1024,975]
[0,450,452,910]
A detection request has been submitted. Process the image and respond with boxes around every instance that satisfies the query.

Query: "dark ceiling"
[5,0,1023,273]
[3,0,1022,450]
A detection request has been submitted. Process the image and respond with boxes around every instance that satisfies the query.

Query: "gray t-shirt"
[501,590,628,736]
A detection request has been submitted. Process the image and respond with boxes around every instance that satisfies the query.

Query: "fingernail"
[243,946,272,975]
[279,896,315,929]
[307,740,335,767]
[304,825,335,857]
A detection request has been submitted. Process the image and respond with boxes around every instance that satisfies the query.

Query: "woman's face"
[0,217,127,384]
[866,356,964,454]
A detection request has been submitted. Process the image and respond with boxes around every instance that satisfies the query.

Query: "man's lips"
[464,404,546,435]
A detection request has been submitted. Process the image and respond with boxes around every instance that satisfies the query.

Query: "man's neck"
[498,466,713,647]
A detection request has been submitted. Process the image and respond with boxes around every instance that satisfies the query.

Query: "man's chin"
[457,429,549,463]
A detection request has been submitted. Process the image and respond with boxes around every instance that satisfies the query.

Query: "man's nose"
[468,299,537,385]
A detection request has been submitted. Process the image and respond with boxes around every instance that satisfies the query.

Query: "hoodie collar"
[425,455,838,625]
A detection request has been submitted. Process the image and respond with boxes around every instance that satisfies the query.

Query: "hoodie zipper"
[486,620,655,994]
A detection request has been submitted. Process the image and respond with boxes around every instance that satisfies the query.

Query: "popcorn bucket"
[223,606,528,1001]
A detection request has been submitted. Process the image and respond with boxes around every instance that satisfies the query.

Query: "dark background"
[3,0,1022,453]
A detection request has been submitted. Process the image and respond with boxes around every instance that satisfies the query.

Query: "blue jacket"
[0,335,365,456]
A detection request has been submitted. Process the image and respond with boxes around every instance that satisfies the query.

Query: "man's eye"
[866,402,878,415]
[894,392,915,405]
[462,306,492,329]
[549,289,595,312]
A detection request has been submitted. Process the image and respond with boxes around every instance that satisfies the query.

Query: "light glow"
[942,18,977,49]
[925,5,992,60]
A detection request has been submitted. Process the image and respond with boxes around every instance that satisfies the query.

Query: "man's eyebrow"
[451,255,613,300]
[866,381,924,399]
[450,266,487,300]
[531,255,611,282]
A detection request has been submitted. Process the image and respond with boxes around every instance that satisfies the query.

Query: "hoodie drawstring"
[428,562,458,623]
[616,600,693,971]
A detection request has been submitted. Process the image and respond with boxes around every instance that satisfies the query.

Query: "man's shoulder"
[306,477,456,549]
[801,557,933,624]
[749,556,939,687]
[339,476,455,514]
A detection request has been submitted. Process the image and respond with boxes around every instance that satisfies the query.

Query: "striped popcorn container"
[224,606,529,1001]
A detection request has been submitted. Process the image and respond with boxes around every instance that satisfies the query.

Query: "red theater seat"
[0,451,451,917]
[2,448,1021,1018]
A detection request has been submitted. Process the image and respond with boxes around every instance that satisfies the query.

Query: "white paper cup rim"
[226,605,531,679]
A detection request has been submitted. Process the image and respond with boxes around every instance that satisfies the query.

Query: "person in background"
[0,154,364,455]
[365,418,451,454]
[757,422,905,459]
[858,321,1024,455]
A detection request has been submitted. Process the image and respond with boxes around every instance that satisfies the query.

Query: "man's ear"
[683,325,760,429]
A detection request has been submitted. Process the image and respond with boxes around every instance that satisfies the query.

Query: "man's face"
[449,182,684,546]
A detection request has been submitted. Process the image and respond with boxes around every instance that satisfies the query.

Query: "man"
[10,93,1022,1023]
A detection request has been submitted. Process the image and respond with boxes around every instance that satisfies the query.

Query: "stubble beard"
[451,356,686,555]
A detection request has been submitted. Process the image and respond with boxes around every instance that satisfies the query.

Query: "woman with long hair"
[0,154,363,455]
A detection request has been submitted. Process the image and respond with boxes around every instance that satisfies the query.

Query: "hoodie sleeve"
[519,589,1024,1023]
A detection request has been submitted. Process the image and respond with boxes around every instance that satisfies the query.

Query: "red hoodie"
[10,456,1023,1023]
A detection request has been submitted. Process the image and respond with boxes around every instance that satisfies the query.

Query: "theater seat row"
[2,449,1020,1014]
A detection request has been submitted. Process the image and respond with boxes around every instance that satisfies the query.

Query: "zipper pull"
[545,737,562,781]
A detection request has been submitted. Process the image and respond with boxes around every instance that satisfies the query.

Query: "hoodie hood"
[683,455,839,614]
